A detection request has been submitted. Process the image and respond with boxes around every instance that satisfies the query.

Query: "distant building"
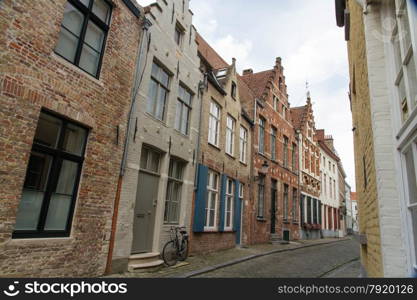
[291,95,322,240]
[351,192,359,233]
[345,182,353,234]
[336,0,416,277]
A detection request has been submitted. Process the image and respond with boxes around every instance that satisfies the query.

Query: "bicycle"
[162,226,189,266]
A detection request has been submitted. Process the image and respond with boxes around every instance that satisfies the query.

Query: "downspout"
[105,16,152,275]
[194,73,207,188]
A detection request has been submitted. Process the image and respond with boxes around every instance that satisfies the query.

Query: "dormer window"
[216,68,227,79]
[174,22,185,47]
[231,81,237,99]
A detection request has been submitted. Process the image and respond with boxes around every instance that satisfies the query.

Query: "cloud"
[211,35,253,66]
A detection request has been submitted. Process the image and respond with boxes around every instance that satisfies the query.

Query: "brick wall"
[0,0,142,277]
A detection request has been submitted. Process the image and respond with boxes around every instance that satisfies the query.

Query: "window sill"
[144,113,168,127]
[203,228,218,233]
[283,220,290,224]
[239,161,248,167]
[208,143,221,152]
[8,236,74,247]
[51,52,104,87]
[173,129,190,139]
[225,153,236,160]
[257,217,267,222]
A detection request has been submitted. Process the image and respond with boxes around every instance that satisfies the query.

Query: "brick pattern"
[347,0,383,277]
[0,0,143,277]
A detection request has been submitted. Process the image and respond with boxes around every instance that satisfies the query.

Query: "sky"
[136,0,356,190]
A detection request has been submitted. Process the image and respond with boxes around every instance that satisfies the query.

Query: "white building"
[345,182,353,234]
[317,130,341,238]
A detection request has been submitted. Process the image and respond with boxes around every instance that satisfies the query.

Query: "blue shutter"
[218,174,227,232]
[233,180,242,244]
[193,164,208,233]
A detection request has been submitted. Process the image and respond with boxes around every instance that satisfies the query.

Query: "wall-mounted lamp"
[254,161,269,181]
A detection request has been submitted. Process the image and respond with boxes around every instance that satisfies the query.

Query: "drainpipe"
[194,73,207,188]
[105,16,152,275]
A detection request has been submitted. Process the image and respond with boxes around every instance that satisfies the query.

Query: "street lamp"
[255,161,269,181]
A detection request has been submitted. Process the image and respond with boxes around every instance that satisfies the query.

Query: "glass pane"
[405,148,417,204]
[80,0,91,8]
[79,44,100,76]
[93,0,111,24]
[140,148,148,169]
[149,151,160,173]
[62,123,87,156]
[155,88,166,120]
[151,63,159,78]
[14,189,44,230]
[147,79,158,114]
[160,69,169,88]
[23,152,53,191]
[62,3,84,36]
[209,209,215,227]
[175,101,182,131]
[34,113,62,148]
[55,27,79,63]
[44,194,72,230]
[84,21,105,52]
[210,193,216,209]
[406,55,417,108]
[181,107,189,134]
[55,160,79,196]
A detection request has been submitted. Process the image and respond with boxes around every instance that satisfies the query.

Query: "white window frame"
[239,126,248,164]
[205,170,219,231]
[208,101,221,147]
[239,183,244,199]
[225,178,234,231]
[226,115,236,156]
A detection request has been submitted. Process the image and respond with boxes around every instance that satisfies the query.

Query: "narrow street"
[195,239,359,278]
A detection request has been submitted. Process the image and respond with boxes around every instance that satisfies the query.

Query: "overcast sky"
[136,0,355,190]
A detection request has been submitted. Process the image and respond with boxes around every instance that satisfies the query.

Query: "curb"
[173,238,351,278]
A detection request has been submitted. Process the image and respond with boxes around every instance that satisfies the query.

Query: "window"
[257,176,265,218]
[205,171,219,229]
[55,0,112,78]
[14,111,88,238]
[140,146,161,173]
[307,197,312,224]
[313,198,318,224]
[239,126,248,163]
[208,101,221,147]
[147,62,171,121]
[273,96,279,112]
[390,0,417,122]
[239,183,244,199]
[300,195,305,224]
[174,22,184,47]
[231,82,237,99]
[225,178,234,230]
[175,85,192,135]
[283,184,289,221]
[329,176,333,198]
[292,188,298,222]
[283,136,289,168]
[258,117,265,154]
[271,127,277,161]
[292,143,297,171]
[226,115,236,156]
[324,174,327,196]
[164,159,186,224]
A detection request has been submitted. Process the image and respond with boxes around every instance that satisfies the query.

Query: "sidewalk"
[108,237,351,278]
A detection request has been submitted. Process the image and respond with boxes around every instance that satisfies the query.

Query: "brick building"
[111,0,201,271]
[240,58,300,244]
[0,0,144,277]
[291,95,321,240]
[190,34,253,253]
[336,0,416,277]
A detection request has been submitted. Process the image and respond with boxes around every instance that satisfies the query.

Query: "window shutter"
[218,174,227,232]
[193,164,208,233]
[233,180,241,236]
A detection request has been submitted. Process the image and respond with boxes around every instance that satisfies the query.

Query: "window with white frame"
[175,85,192,135]
[239,183,244,199]
[147,62,170,121]
[208,101,221,147]
[164,158,185,224]
[239,126,248,164]
[390,0,417,122]
[225,178,234,230]
[205,170,219,229]
[226,115,236,156]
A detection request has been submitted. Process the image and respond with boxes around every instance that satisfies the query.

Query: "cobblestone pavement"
[195,239,359,278]
[108,238,358,278]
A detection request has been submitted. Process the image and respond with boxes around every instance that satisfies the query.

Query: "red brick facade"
[0,0,143,277]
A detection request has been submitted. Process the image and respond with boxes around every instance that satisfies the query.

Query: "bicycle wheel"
[162,241,178,266]
[178,238,189,262]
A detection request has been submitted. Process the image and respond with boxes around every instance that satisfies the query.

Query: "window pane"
[84,21,105,52]
[55,160,79,196]
[155,88,167,120]
[34,113,62,149]
[79,44,100,76]
[406,55,417,108]
[62,123,87,156]
[62,3,84,36]
[55,27,80,63]
[80,0,91,7]
[175,101,182,131]
[14,189,44,230]
[147,79,158,114]
[160,69,169,88]
[405,148,417,205]
[149,151,160,173]
[151,63,159,78]
[23,152,53,191]
[181,106,189,135]
[140,148,148,169]
[93,0,111,24]
[44,194,72,230]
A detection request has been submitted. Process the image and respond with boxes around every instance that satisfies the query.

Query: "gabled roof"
[196,33,229,70]
[290,105,308,130]
[237,75,255,104]
[240,69,274,99]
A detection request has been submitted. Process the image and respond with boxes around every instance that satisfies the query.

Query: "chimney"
[243,69,253,75]
[316,129,325,141]
[275,57,282,66]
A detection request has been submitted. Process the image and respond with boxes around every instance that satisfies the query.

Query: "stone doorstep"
[173,238,351,278]
[127,260,164,272]
[129,252,161,264]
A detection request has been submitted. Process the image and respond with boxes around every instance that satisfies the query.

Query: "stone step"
[129,252,160,265]
[127,259,164,272]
